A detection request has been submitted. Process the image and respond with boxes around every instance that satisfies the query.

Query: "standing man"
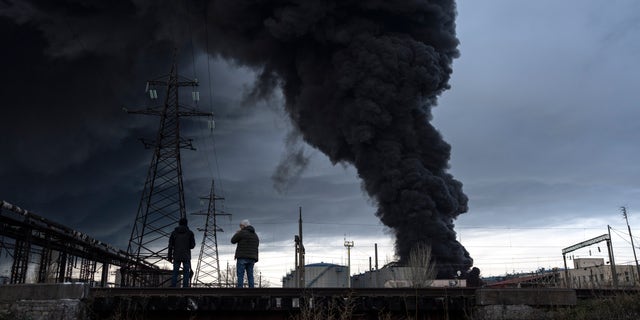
[231,219,259,288]
[168,218,195,287]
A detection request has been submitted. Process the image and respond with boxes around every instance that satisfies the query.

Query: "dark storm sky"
[1,0,639,283]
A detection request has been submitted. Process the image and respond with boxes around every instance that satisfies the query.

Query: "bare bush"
[408,243,437,288]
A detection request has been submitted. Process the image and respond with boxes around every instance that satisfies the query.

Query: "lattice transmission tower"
[193,179,231,287]
[123,55,213,287]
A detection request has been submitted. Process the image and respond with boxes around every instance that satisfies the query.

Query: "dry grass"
[552,293,640,320]
[291,293,357,320]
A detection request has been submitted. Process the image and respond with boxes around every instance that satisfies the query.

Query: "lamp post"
[344,240,354,288]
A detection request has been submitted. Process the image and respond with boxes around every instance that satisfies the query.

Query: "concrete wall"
[0,283,89,320]
[0,283,580,320]
[474,288,576,320]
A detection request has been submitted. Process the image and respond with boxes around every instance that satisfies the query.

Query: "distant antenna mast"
[193,179,231,287]
[124,51,213,287]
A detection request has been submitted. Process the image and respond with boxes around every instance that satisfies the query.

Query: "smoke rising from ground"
[0,0,473,277]
[201,0,473,277]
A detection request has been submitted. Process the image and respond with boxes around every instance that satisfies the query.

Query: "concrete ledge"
[0,299,87,320]
[476,288,576,306]
[0,283,90,301]
[474,305,561,320]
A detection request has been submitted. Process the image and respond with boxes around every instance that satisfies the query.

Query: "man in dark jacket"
[231,219,259,288]
[168,218,195,287]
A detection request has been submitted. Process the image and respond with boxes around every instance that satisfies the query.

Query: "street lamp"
[344,240,354,288]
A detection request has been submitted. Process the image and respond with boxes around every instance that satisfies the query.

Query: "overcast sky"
[1,0,640,285]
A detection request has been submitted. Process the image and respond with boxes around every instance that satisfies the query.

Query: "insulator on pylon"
[127,60,216,287]
[192,91,200,101]
[208,119,215,131]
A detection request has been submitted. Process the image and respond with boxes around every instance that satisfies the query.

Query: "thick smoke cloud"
[1,0,472,277]
[201,0,473,277]
[0,0,185,175]
[0,0,194,246]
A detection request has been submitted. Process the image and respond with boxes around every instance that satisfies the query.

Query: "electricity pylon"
[123,54,213,287]
[193,179,231,287]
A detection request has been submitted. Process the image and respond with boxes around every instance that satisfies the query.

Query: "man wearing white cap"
[231,219,259,287]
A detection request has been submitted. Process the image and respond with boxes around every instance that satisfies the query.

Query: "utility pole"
[124,51,214,287]
[294,207,305,288]
[344,238,354,288]
[621,206,640,284]
[608,225,619,288]
[193,179,231,287]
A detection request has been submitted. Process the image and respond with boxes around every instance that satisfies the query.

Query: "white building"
[282,263,349,288]
[561,258,638,288]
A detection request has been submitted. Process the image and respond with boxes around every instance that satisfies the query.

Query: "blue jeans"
[172,259,191,288]
[236,258,256,288]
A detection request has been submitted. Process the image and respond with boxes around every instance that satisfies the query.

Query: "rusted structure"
[0,200,156,286]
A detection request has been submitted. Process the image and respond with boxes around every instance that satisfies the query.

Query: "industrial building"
[487,258,639,289]
[282,263,349,288]
[282,262,467,288]
[351,265,466,288]
[562,258,638,288]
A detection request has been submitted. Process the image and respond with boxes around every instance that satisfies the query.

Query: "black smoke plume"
[0,0,198,246]
[201,0,472,277]
[0,0,472,277]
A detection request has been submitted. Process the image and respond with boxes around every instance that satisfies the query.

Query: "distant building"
[485,258,639,289]
[351,265,465,288]
[282,263,349,288]
[561,258,638,288]
[486,271,561,288]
